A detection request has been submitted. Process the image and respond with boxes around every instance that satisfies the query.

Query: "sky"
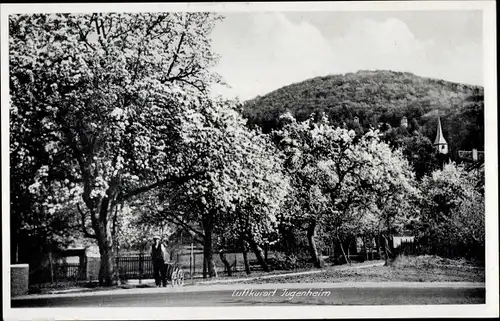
[209,11,483,102]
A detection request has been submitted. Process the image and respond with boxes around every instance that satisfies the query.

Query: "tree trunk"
[49,252,54,283]
[203,256,207,278]
[376,233,382,259]
[307,219,323,268]
[97,244,115,286]
[383,235,393,266]
[242,241,251,275]
[219,250,232,276]
[363,236,368,261]
[82,177,118,286]
[279,226,295,255]
[248,238,270,272]
[97,219,116,286]
[339,239,351,265]
[384,217,394,266]
[202,221,216,278]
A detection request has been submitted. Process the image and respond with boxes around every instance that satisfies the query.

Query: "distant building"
[458,148,484,172]
[400,116,408,128]
[458,148,484,162]
[433,114,448,154]
[392,236,415,248]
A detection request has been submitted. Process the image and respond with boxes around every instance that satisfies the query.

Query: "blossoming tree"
[150,99,289,277]
[274,113,417,267]
[10,12,223,285]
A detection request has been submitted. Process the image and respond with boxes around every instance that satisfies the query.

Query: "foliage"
[165,98,290,240]
[145,98,290,275]
[10,12,223,284]
[393,133,440,179]
[271,252,308,270]
[272,113,418,265]
[112,200,176,252]
[418,163,485,259]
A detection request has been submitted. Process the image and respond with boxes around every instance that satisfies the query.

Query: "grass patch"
[390,254,483,269]
[240,256,485,284]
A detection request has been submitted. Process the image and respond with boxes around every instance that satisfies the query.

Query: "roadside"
[197,261,385,285]
[13,281,485,302]
[26,260,384,296]
[23,255,484,296]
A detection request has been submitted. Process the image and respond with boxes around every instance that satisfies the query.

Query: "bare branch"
[76,23,96,51]
[162,213,205,242]
[173,78,205,93]
[165,31,186,79]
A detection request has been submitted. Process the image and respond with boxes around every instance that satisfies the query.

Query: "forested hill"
[242,70,484,154]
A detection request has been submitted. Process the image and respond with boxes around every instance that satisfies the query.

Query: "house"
[51,245,100,282]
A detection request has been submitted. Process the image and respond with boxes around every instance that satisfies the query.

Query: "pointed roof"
[434,115,447,145]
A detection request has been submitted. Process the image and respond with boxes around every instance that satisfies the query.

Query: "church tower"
[433,114,448,154]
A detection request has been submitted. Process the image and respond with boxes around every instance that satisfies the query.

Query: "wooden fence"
[394,239,479,259]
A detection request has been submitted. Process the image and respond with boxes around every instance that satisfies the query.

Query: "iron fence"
[116,254,153,279]
[53,262,85,281]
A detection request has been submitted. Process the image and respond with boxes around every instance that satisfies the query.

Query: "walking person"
[151,235,167,287]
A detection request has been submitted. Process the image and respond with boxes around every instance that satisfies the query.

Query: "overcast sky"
[209,11,483,101]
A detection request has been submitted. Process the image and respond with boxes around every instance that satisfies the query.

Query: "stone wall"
[11,264,29,297]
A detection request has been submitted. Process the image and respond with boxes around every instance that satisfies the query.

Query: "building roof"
[433,115,448,145]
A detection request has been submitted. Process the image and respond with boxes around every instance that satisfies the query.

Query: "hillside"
[242,70,484,155]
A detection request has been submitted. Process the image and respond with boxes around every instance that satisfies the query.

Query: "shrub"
[272,252,308,270]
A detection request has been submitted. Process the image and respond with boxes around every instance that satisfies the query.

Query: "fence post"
[82,257,87,282]
[139,252,143,285]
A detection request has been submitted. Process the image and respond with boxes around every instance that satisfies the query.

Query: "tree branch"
[171,77,205,93]
[162,213,205,242]
[97,13,111,39]
[76,23,96,51]
[117,171,203,203]
[77,203,97,239]
[165,31,186,79]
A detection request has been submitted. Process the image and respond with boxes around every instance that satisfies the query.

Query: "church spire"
[433,112,448,154]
